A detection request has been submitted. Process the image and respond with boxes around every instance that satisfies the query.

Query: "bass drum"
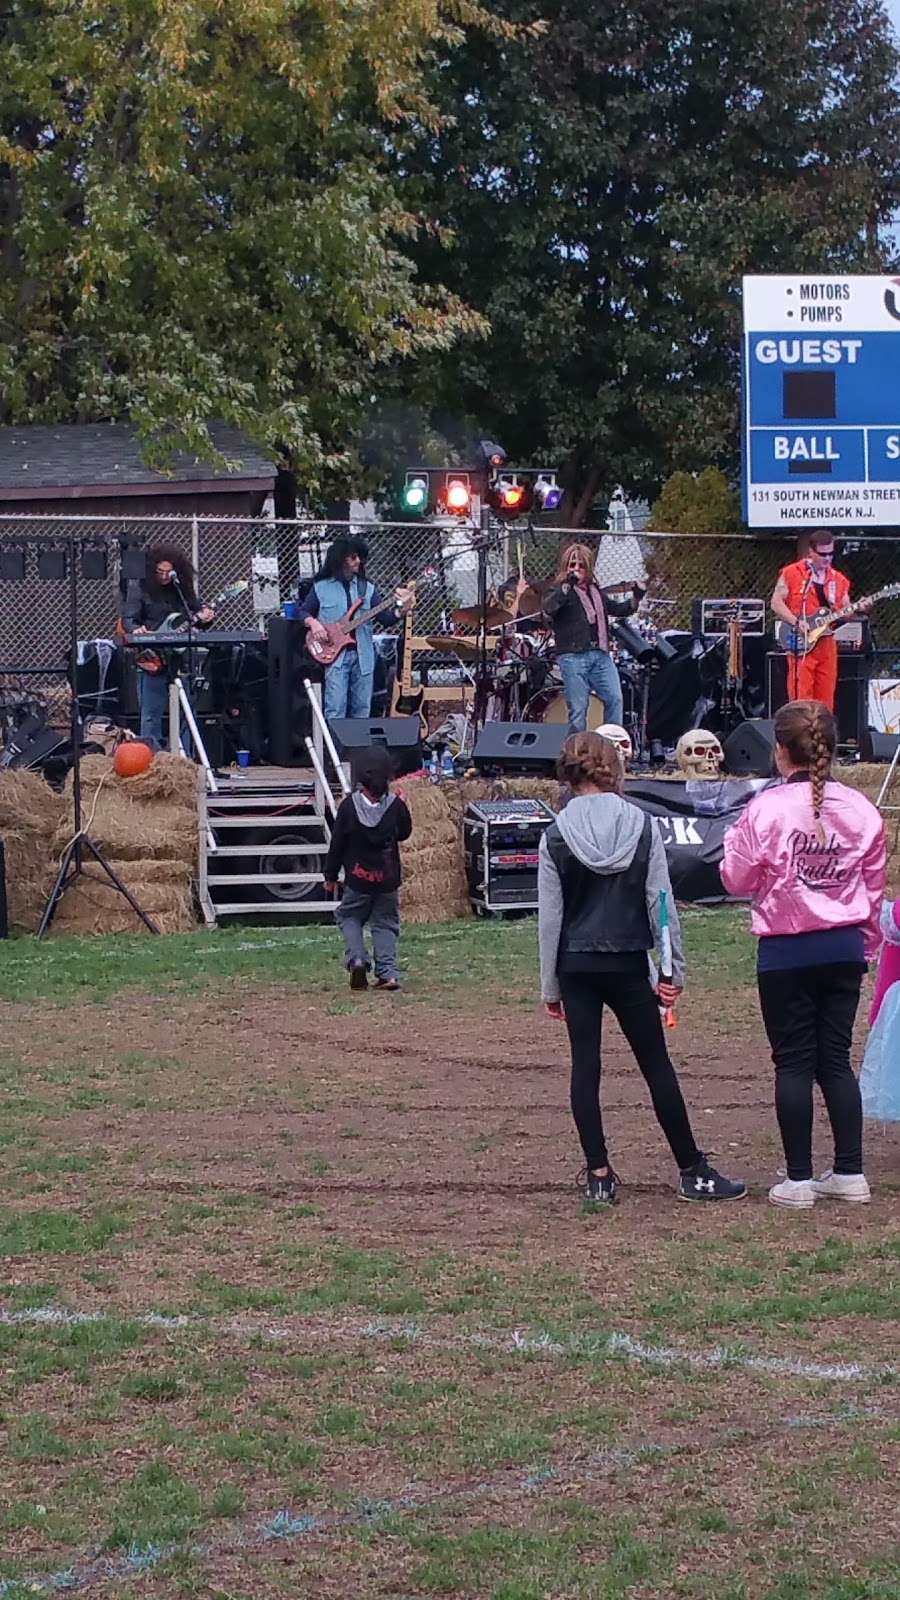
[539,690,605,730]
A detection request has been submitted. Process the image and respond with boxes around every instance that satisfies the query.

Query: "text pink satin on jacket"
[870,899,900,1024]
[720,780,886,960]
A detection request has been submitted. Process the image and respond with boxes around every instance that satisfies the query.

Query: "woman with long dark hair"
[122,544,214,745]
[721,700,885,1208]
[539,731,746,1206]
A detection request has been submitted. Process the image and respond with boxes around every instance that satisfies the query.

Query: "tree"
[0,0,500,485]
[650,470,743,535]
[399,0,900,521]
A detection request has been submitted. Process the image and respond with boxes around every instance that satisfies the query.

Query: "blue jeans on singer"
[324,649,374,722]
[559,649,623,734]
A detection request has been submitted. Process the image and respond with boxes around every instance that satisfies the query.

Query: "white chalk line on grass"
[0,1398,892,1600]
[0,1305,894,1385]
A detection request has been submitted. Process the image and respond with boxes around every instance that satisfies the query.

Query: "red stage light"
[445,477,471,514]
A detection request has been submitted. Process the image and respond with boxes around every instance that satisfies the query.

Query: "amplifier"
[463,798,556,915]
[692,597,766,637]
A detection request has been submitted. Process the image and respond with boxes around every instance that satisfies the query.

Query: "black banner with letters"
[623,777,777,903]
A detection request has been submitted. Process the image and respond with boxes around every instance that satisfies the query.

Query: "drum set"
[428,579,676,759]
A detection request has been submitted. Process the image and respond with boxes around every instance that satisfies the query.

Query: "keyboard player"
[122,544,215,746]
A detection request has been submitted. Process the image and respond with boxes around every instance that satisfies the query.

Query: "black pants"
[757,963,864,1181]
[558,970,700,1172]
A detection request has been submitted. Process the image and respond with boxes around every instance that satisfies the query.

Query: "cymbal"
[424,635,496,659]
[451,604,516,631]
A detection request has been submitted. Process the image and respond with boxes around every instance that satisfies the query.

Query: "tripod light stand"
[37,534,159,938]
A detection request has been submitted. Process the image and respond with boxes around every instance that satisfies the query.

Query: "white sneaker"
[811,1171,871,1204]
[769,1177,816,1209]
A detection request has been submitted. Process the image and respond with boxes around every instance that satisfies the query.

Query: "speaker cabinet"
[861,730,900,764]
[472,721,567,775]
[267,618,322,766]
[723,719,776,778]
[766,650,869,747]
[329,717,423,778]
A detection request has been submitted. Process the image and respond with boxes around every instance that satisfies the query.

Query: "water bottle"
[429,749,441,783]
[441,747,456,780]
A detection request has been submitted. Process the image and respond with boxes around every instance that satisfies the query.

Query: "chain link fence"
[2,513,900,722]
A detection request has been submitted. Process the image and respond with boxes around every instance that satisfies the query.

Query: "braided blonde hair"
[774,699,837,844]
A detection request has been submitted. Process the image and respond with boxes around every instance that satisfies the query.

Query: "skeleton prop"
[596,723,633,767]
[675,729,723,779]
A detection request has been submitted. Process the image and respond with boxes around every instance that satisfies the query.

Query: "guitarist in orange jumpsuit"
[771,535,869,712]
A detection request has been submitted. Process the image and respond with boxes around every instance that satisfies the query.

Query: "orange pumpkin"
[114,740,154,779]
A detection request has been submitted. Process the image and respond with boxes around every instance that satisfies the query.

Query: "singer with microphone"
[543,542,644,734]
[122,544,215,746]
[770,533,861,711]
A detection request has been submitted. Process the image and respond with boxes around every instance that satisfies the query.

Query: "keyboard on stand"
[123,630,265,648]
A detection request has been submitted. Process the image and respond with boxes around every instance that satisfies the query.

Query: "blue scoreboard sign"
[742,274,900,527]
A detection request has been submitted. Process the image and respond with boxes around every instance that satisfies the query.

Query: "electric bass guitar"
[119,579,250,673]
[307,583,416,667]
[389,594,427,736]
[776,583,900,657]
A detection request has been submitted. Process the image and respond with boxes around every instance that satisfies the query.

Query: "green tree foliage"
[651,470,743,535]
[401,0,900,521]
[0,0,498,482]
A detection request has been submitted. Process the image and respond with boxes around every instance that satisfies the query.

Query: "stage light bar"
[440,472,471,515]
[534,475,562,512]
[401,473,429,515]
[488,475,533,519]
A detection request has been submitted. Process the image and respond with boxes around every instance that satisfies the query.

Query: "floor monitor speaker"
[723,719,776,778]
[472,721,567,776]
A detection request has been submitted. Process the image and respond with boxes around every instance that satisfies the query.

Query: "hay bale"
[51,753,200,864]
[49,856,195,937]
[393,777,469,922]
[0,770,66,932]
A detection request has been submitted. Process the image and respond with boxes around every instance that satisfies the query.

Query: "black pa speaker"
[861,730,900,763]
[472,721,567,776]
[0,718,70,772]
[835,653,868,747]
[723,719,776,778]
[329,717,424,778]
[267,618,322,766]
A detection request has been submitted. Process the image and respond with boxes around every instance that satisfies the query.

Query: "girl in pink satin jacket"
[721,699,885,1211]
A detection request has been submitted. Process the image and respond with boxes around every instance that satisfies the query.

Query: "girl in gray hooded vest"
[539,733,745,1206]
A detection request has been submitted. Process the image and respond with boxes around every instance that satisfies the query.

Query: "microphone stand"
[171,572,197,757]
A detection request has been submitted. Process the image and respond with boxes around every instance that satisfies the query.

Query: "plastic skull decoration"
[597,724,633,767]
[676,729,723,779]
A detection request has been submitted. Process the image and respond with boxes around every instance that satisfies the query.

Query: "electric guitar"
[119,579,250,673]
[776,583,900,657]
[307,583,416,666]
[389,594,427,736]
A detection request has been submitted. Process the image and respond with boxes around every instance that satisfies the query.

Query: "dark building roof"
[0,422,276,500]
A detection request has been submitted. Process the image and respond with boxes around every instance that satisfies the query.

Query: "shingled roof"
[0,422,276,499]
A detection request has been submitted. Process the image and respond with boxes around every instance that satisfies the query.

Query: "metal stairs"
[199,771,335,921]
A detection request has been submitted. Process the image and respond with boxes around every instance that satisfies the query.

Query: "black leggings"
[558,970,700,1172]
[757,963,864,1181]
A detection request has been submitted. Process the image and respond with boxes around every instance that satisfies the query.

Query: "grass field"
[0,908,898,1600]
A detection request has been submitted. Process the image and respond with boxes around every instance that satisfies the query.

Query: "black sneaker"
[678,1153,746,1202]
[349,961,368,991]
[579,1166,619,1205]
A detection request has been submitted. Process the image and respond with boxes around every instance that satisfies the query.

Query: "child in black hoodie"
[323,746,413,991]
